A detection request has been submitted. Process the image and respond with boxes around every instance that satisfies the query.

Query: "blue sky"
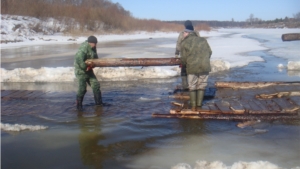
[111,0,300,21]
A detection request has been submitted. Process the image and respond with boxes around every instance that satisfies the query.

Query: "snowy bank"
[1,123,48,132]
[0,60,229,82]
[172,160,300,169]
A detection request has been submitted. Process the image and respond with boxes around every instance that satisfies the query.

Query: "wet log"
[215,81,300,89]
[171,102,184,107]
[152,113,300,120]
[169,94,190,100]
[170,109,222,115]
[85,58,181,67]
[256,91,300,99]
[282,33,300,41]
[237,120,260,128]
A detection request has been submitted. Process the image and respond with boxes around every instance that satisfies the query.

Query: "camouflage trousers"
[76,73,101,98]
[187,74,209,91]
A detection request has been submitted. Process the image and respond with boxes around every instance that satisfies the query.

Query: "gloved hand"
[86,66,92,71]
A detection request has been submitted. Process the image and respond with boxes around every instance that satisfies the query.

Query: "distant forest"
[1,0,299,34]
[168,13,300,29]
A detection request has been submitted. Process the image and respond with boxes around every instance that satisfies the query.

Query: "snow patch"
[1,122,48,132]
[172,160,297,169]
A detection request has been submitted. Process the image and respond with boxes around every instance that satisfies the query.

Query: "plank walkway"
[2,82,300,120]
[155,82,300,120]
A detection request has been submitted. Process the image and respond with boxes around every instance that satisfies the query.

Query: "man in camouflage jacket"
[175,20,200,90]
[74,36,103,110]
[180,25,212,111]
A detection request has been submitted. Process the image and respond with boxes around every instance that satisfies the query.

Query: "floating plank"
[282,33,300,41]
[272,98,300,113]
[215,100,233,113]
[256,91,300,99]
[237,120,260,128]
[85,58,181,67]
[152,113,299,120]
[170,109,221,115]
[1,90,19,98]
[215,81,300,89]
[228,100,245,114]
[169,93,189,100]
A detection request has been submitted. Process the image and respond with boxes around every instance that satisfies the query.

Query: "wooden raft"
[153,81,300,120]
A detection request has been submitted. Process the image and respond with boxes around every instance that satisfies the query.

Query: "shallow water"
[1,33,300,169]
[1,37,175,70]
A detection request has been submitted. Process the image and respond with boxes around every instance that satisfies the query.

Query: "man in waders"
[180,25,212,111]
[74,36,103,111]
[175,20,200,91]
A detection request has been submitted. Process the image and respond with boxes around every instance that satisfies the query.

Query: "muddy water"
[1,37,300,169]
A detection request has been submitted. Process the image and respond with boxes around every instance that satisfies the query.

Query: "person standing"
[180,25,212,111]
[175,20,200,90]
[74,36,103,111]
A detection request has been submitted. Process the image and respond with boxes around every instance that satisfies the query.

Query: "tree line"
[1,0,211,34]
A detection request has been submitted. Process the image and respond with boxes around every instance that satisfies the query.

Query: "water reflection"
[77,108,106,169]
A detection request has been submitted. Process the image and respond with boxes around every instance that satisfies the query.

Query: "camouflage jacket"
[74,41,98,77]
[180,32,212,75]
[175,30,200,56]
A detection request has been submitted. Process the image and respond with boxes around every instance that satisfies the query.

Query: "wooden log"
[85,58,181,67]
[152,113,300,120]
[169,94,190,100]
[171,102,184,107]
[228,100,245,114]
[256,91,300,99]
[237,120,260,128]
[215,81,300,89]
[282,33,300,41]
[170,109,222,115]
[272,98,300,113]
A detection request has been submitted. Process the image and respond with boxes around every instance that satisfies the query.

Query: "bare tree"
[294,12,300,20]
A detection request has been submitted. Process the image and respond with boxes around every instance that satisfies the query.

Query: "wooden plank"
[228,100,245,114]
[247,99,266,114]
[207,103,220,111]
[272,98,300,113]
[215,100,232,113]
[1,90,15,97]
[8,90,32,98]
[152,113,300,120]
[263,100,281,112]
[1,90,19,98]
[19,91,35,99]
[25,91,49,99]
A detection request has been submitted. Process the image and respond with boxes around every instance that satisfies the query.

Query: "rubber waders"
[189,90,197,111]
[76,96,84,111]
[94,91,103,106]
[197,90,205,108]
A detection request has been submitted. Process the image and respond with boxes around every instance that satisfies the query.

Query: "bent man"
[180,25,212,111]
[175,20,200,90]
[74,36,103,110]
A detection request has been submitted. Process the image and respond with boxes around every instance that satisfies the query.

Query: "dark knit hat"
[184,20,194,32]
[87,35,97,44]
[184,25,194,32]
[184,20,193,27]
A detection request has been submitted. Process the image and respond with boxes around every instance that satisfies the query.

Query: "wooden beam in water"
[152,113,300,120]
[282,33,300,41]
[215,81,300,89]
[85,58,181,67]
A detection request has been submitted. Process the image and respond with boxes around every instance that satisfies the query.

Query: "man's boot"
[196,90,205,109]
[94,91,103,106]
[189,90,197,111]
[76,96,84,111]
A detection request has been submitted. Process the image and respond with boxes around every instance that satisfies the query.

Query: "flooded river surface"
[1,34,300,169]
